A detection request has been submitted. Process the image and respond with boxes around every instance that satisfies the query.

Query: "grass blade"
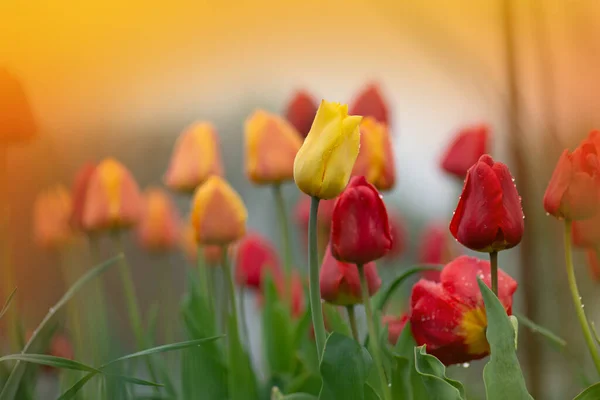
[514,312,566,350]
[375,265,442,311]
[0,354,100,373]
[105,374,163,387]
[0,288,16,321]
[57,372,97,400]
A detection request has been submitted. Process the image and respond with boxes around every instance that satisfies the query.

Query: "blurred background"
[3,0,600,398]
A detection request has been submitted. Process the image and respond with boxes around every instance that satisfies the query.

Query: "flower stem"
[221,246,239,337]
[489,251,498,296]
[273,184,293,304]
[308,196,327,359]
[197,246,214,314]
[346,305,359,342]
[358,264,391,400]
[564,220,600,376]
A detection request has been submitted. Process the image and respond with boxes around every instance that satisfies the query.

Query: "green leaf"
[574,382,600,399]
[263,274,295,375]
[363,383,381,400]
[0,354,100,373]
[227,314,259,400]
[104,373,163,387]
[414,346,465,399]
[514,311,566,349]
[391,322,427,399]
[319,332,373,400]
[0,288,16,320]
[374,265,442,311]
[271,386,318,400]
[57,372,97,400]
[322,304,351,338]
[478,279,533,400]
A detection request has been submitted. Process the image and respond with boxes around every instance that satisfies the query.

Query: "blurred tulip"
[450,155,524,252]
[191,176,247,245]
[586,249,600,282]
[573,213,600,248]
[26,331,74,373]
[235,233,282,290]
[352,117,395,191]
[137,188,180,252]
[276,271,306,318]
[386,212,406,260]
[349,83,390,126]
[320,245,380,306]
[382,314,408,346]
[33,185,74,250]
[164,122,223,193]
[294,100,362,199]
[418,224,459,281]
[82,158,143,231]
[69,163,96,231]
[410,255,517,365]
[330,176,392,264]
[285,90,318,138]
[440,124,489,179]
[245,110,302,184]
[0,68,37,144]
[180,224,222,266]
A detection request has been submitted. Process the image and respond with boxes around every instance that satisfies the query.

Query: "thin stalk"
[240,287,251,350]
[346,305,359,343]
[197,247,214,314]
[58,248,85,362]
[489,251,499,296]
[88,236,110,363]
[564,220,600,376]
[308,197,327,359]
[358,265,391,400]
[273,184,293,304]
[221,246,238,336]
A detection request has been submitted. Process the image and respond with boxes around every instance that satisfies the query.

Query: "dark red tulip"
[410,255,517,365]
[450,154,524,252]
[382,313,408,346]
[349,83,390,126]
[418,224,459,281]
[285,90,318,138]
[440,124,489,179]
[235,233,282,290]
[330,176,392,264]
[69,163,96,231]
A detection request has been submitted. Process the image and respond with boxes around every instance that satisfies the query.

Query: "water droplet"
[462,362,470,368]
[579,296,582,301]
[546,212,550,216]
[48,307,55,314]
[512,178,515,182]
[388,383,392,387]
[582,304,585,309]
[522,215,526,219]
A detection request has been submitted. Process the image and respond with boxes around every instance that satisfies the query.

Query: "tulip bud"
[245,110,303,184]
[349,83,390,126]
[352,117,395,191]
[235,233,282,290]
[82,159,143,232]
[137,188,180,252]
[180,224,222,266]
[382,314,408,346]
[285,90,318,138]
[320,245,381,305]
[410,255,517,365]
[69,163,96,231]
[418,224,459,281]
[33,186,74,250]
[0,69,37,144]
[450,154,524,252]
[164,122,223,193]
[440,124,489,179]
[293,100,362,199]
[330,176,392,264]
[190,176,247,245]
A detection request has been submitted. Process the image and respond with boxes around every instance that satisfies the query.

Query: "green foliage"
[0,288,16,321]
[391,322,427,399]
[322,304,352,338]
[374,265,442,312]
[414,346,465,399]
[227,314,259,400]
[514,311,566,350]
[574,382,600,399]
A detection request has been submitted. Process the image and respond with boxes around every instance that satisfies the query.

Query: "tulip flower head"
[440,124,489,179]
[245,110,303,184]
[418,223,459,281]
[330,176,392,264]
[33,186,75,250]
[137,188,180,252]
[293,100,362,199]
[82,159,143,232]
[410,255,517,365]
[349,83,390,126]
[382,314,408,346]
[0,68,37,144]
[450,155,524,252]
[285,90,318,138]
[164,122,223,193]
[69,163,96,231]
[352,117,395,191]
[235,233,282,290]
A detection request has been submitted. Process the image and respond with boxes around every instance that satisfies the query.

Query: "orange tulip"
[82,158,143,231]
[69,163,96,232]
[33,185,74,250]
[137,188,180,252]
[190,176,247,245]
[164,122,223,193]
[352,117,395,190]
[0,68,37,144]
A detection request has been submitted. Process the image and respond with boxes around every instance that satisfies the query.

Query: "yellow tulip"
[293,100,362,199]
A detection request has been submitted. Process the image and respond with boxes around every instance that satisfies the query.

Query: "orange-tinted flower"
[164,122,223,193]
[440,124,489,179]
[349,83,390,126]
[82,159,143,231]
[245,110,303,184]
[418,223,459,281]
[180,224,222,266]
[235,233,282,290]
[573,212,600,249]
[410,255,517,365]
[137,188,180,252]
[69,163,96,231]
[285,90,318,138]
[190,176,247,245]
[382,313,408,346]
[33,186,74,250]
[352,117,395,191]
[0,69,37,144]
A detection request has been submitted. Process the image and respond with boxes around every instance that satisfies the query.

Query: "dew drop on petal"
[546,212,550,216]
[462,362,470,368]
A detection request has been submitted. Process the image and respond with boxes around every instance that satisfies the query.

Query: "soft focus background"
[3,1,600,398]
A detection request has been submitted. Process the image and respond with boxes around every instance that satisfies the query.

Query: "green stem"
[564,220,600,376]
[273,184,293,303]
[240,287,251,349]
[58,248,85,362]
[197,246,214,314]
[489,251,498,296]
[221,246,238,336]
[308,197,327,359]
[346,305,359,342]
[358,264,391,400]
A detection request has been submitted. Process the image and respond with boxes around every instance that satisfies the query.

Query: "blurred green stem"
[221,246,238,336]
[273,184,293,305]
[197,246,214,314]
[240,287,250,349]
[308,197,327,359]
[489,251,498,296]
[346,305,359,342]
[58,248,85,361]
[358,264,391,400]
[88,236,110,363]
[564,220,600,376]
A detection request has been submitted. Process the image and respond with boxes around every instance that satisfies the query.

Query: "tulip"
[293,100,362,199]
[235,233,282,290]
[190,175,247,245]
[320,245,381,306]
[386,212,406,260]
[82,158,143,231]
[69,163,96,231]
[410,255,517,365]
[164,122,223,193]
[137,188,180,252]
[330,176,392,264]
[352,117,395,191]
[180,224,222,266]
[26,331,74,373]
[418,224,459,281]
[33,186,74,250]
[382,314,408,346]
[586,250,600,282]
[440,124,489,179]
[285,90,318,138]
[349,83,390,126]
[274,271,306,318]
[573,213,600,249]
[0,68,37,144]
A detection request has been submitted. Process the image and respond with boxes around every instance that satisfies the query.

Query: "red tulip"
[418,224,459,281]
[382,313,408,346]
[0,69,37,144]
[410,255,517,365]
[385,212,406,260]
[349,83,390,126]
[70,163,96,231]
[586,249,600,282]
[330,176,392,264]
[440,124,489,179]
[573,213,600,249]
[258,271,306,319]
[320,245,381,305]
[450,155,524,252]
[285,90,318,138]
[235,233,282,290]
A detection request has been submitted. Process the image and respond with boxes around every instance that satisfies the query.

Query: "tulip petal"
[543,150,573,218]
[492,162,524,250]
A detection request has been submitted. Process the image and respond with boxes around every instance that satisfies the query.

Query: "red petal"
[492,161,524,249]
[543,150,573,218]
